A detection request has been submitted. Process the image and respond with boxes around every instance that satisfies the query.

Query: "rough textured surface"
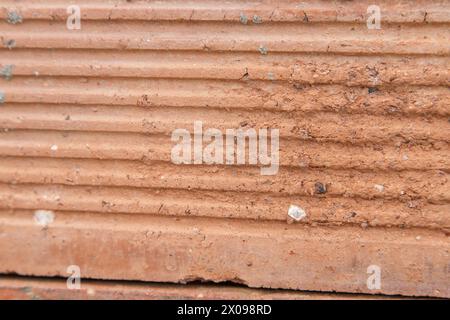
[0,0,449,298]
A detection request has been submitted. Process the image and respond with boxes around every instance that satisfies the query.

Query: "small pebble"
[288,205,307,221]
[374,184,384,192]
[315,182,327,194]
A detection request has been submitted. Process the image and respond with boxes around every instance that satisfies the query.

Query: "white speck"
[416,236,421,241]
[402,154,409,161]
[374,184,384,192]
[288,205,307,221]
[34,210,55,227]
[33,71,39,77]
[50,144,58,151]
[87,288,96,296]
[361,222,369,229]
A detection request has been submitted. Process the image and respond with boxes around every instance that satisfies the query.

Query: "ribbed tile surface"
[0,0,449,297]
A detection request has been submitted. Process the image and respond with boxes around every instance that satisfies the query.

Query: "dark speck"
[315,182,327,194]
